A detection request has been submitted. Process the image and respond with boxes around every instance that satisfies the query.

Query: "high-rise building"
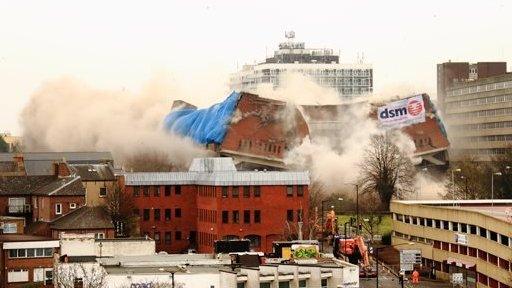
[437,61,509,160]
[229,32,373,100]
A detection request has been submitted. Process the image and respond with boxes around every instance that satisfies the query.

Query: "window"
[154,232,161,244]
[99,187,107,197]
[222,187,228,198]
[244,210,250,224]
[143,209,150,221]
[7,269,28,283]
[153,186,160,197]
[435,219,441,228]
[69,203,77,209]
[479,227,487,238]
[9,248,52,258]
[3,223,17,234]
[154,209,160,221]
[27,249,35,257]
[452,222,459,232]
[254,210,261,223]
[442,221,449,230]
[222,211,229,223]
[175,186,181,195]
[278,281,290,288]
[287,210,294,222]
[254,186,261,197]
[133,209,140,216]
[298,280,307,288]
[286,186,293,197]
[165,186,171,196]
[460,223,467,233]
[165,232,172,244]
[133,186,140,197]
[490,231,498,242]
[426,218,432,227]
[175,208,182,218]
[165,209,171,221]
[469,225,477,234]
[243,186,250,198]
[143,186,150,197]
[260,283,271,288]
[321,279,328,288]
[500,234,509,246]
[175,231,182,240]
[237,283,245,288]
[95,233,105,239]
[233,211,240,223]
[55,203,62,215]
[297,186,304,196]
[232,186,239,198]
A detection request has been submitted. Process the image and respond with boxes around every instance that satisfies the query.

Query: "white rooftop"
[125,157,310,186]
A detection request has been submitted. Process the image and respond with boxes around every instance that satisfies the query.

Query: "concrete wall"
[60,233,155,257]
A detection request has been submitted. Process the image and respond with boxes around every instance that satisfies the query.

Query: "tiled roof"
[70,164,115,181]
[0,175,85,196]
[50,206,113,230]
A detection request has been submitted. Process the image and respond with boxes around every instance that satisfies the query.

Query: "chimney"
[12,154,26,175]
[54,160,71,178]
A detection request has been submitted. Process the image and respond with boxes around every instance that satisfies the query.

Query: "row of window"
[394,231,511,272]
[222,210,261,224]
[198,232,216,247]
[394,213,511,247]
[132,185,182,197]
[136,208,182,221]
[256,68,372,77]
[460,148,511,156]
[446,93,512,109]
[447,107,512,120]
[221,186,261,198]
[446,80,512,97]
[143,231,182,244]
[238,139,284,155]
[459,134,512,143]
[8,248,53,259]
[452,120,512,132]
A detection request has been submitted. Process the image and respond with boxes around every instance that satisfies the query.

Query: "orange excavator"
[334,235,376,277]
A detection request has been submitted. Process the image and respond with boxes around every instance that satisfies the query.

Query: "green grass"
[337,214,393,236]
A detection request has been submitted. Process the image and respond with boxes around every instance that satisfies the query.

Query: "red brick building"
[0,235,58,288]
[123,157,309,254]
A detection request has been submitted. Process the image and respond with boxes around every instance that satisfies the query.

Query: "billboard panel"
[378,95,426,128]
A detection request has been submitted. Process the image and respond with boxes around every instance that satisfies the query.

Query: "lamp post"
[491,172,502,206]
[451,168,461,204]
[160,266,189,288]
[375,242,414,288]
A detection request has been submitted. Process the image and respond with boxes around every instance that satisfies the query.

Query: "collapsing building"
[164,92,449,170]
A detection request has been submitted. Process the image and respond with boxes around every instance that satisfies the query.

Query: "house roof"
[50,206,113,230]
[0,175,85,196]
[0,152,114,176]
[70,164,115,181]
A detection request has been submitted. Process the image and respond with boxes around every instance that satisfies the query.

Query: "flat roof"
[393,200,512,222]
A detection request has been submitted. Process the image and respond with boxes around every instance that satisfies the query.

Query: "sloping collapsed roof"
[125,157,309,186]
[51,206,113,230]
[164,92,240,144]
[0,175,85,196]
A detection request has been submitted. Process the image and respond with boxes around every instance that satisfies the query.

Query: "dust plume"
[20,75,208,168]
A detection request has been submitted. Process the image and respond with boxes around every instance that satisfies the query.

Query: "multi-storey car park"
[229,32,373,100]
[390,200,512,288]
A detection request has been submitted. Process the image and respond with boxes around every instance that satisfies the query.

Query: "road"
[359,265,451,288]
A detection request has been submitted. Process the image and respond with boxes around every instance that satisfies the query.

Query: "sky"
[1,0,511,134]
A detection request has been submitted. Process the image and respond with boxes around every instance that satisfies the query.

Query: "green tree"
[446,156,492,200]
[0,136,9,152]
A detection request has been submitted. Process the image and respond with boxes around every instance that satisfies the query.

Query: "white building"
[229,32,373,100]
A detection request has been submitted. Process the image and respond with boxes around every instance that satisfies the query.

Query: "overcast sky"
[1,0,511,134]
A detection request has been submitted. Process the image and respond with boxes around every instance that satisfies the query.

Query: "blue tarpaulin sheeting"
[163,92,240,144]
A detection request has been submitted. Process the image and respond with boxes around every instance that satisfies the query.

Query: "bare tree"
[359,134,416,210]
[358,192,384,241]
[105,185,138,237]
[445,155,492,200]
[53,261,106,288]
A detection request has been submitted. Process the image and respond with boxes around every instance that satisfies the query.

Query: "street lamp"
[451,168,461,204]
[491,172,502,206]
[375,242,414,288]
[159,266,189,288]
